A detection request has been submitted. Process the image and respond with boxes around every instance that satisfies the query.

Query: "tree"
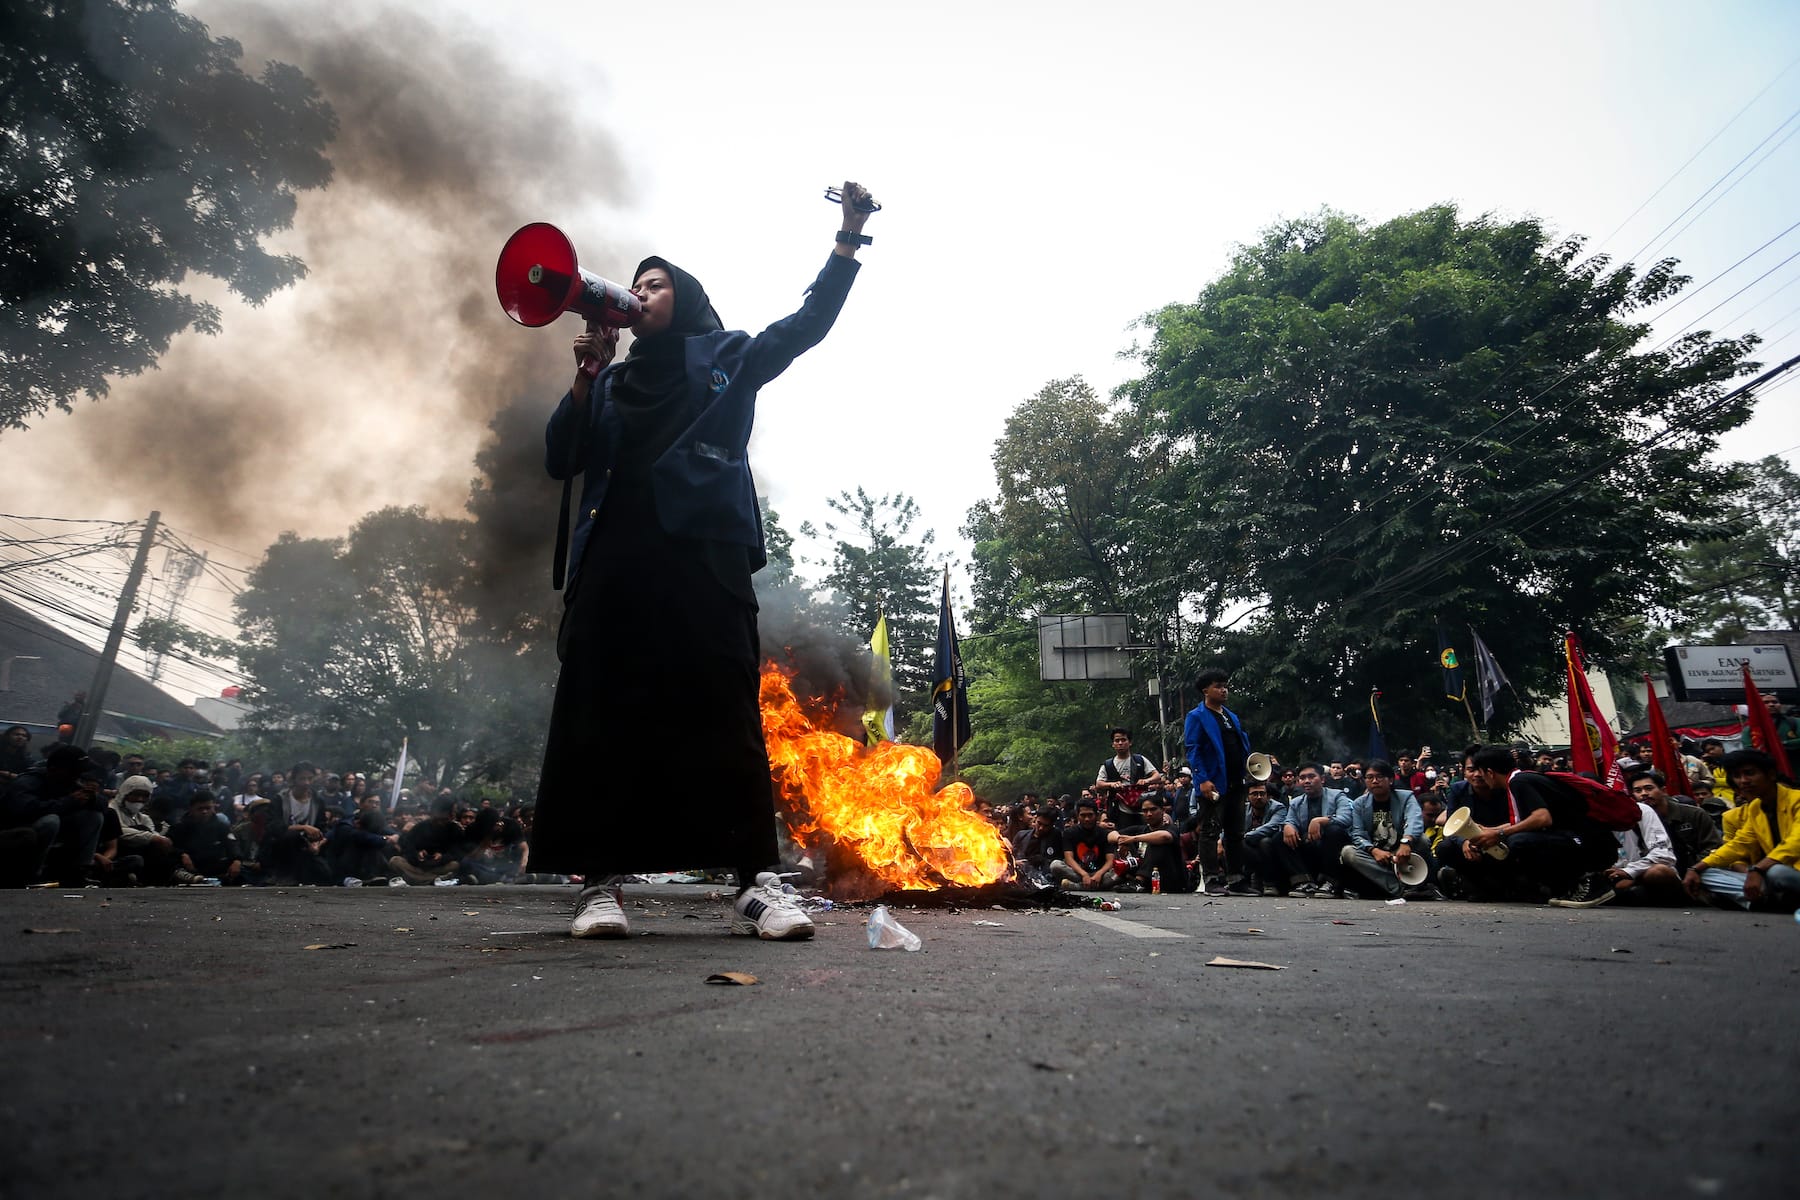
[1668,455,1800,640]
[233,507,511,786]
[1,0,336,431]
[958,377,1185,787]
[759,498,797,590]
[807,488,939,715]
[1122,205,1761,754]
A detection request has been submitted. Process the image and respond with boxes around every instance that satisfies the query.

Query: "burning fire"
[760,661,1010,891]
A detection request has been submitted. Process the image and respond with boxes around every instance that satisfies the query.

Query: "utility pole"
[73,511,160,748]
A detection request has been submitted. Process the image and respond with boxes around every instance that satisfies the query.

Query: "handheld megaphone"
[1395,853,1429,887]
[496,222,641,378]
[1443,806,1509,859]
[1246,753,1273,783]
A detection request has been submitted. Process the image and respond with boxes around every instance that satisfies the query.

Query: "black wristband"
[836,229,872,246]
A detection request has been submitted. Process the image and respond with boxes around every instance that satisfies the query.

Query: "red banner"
[1565,632,1623,788]
[1642,675,1690,796]
[1741,663,1794,778]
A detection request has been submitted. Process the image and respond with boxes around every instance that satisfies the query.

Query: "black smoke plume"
[10,0,632,552]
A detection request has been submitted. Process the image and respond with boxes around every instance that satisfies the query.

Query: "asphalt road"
[3,883,1795,1200]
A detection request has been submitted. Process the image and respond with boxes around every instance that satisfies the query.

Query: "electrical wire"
[1594,53,1800,252]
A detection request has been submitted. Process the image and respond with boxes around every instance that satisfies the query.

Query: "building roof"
[0,597,222,744]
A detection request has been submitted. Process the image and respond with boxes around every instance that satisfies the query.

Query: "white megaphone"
[1395,853,1430,887]
[1443,807,1509,860]
[1246,753,1273,783]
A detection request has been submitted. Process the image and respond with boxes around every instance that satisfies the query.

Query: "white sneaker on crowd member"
[570,884,630,938]
[731,872,816,941]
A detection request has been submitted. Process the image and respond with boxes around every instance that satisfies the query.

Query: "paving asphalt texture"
[2,882,1795,1200]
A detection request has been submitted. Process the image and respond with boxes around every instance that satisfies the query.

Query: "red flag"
[1564,632,1623,788]
[1740,662,1794,779]
[1642,675,1690,797]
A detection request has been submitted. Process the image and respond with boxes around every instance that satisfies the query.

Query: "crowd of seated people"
[4,719,1795,916]
[0,733,553,889]
[993,727,1798,915]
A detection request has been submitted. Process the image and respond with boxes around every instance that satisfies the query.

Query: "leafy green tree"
[234,507,512,786]
[760,498,797,589]
[1668,454,1800,640]
[959,377,1186,783]
[1122,205,1760,755]
[806,488,939,714]
[985,377,1150,614]
[1,0,336,431]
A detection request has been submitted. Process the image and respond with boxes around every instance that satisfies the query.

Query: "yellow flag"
[863,612,894,745]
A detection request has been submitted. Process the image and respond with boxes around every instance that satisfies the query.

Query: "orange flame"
[760,661,1009,890]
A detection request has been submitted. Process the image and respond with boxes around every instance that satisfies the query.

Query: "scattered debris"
[971,920,1007,927]
[1246,927,1265,934]
[1206,956,1284,970]
[22,927,78,935]
[1331,920,1356,926]
[705,972,759,986]
[1385,898,1407,906]
[1610,947,1631,954]
[303,943,357,951]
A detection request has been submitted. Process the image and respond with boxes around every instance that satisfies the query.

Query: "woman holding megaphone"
[531,182,877,942]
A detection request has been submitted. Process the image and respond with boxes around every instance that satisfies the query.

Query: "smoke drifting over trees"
[0,0,634,550]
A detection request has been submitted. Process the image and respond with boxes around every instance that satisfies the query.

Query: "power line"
[1312,216,1800,559]
[1639,114,1800,266]
[1338,352,1800,614]
[1594,53,1800,251]
[1620,102,1800,269]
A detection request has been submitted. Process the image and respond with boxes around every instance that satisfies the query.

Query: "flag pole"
[1461,691,1482,741]
[945,567,960,783]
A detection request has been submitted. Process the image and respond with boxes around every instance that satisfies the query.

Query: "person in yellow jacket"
[1698,738,1736,807]
[1683,749,1799,912]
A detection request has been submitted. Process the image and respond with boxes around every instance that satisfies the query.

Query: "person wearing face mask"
[110,774,179,884]
[532,183,876,943]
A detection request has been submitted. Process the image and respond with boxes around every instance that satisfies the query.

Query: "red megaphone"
[496,222,642,378]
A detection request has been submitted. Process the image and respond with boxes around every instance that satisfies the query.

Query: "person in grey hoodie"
[110,774,179,883]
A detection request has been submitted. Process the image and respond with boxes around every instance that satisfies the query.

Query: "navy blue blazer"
[546,253,860,587]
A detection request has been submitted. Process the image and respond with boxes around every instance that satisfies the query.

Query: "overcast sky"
[5,0,1799,665]
[502,0,1800,570]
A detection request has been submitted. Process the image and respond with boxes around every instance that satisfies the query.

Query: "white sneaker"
[731,872,816,941]
[570,885,630,938]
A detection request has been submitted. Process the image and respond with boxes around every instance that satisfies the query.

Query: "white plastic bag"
[866,904,921,951]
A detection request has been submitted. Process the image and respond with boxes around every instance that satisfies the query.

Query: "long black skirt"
[529,533,779,877]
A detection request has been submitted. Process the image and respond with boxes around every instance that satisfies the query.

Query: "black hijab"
[611,255,722,407]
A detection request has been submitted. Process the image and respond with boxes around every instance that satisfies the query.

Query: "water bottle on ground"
[1151,868,1162,895]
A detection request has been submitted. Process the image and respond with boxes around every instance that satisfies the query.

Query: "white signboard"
[1666,644,1797,697]
[1038,614,1133,682]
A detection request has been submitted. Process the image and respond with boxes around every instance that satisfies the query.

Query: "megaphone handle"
[577,318,602,379]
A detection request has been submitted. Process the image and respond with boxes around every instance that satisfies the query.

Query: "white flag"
[388,737,408,811]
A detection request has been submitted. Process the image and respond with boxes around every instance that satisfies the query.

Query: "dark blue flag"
[932,570,971,765]
[1368,688,1390,762]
